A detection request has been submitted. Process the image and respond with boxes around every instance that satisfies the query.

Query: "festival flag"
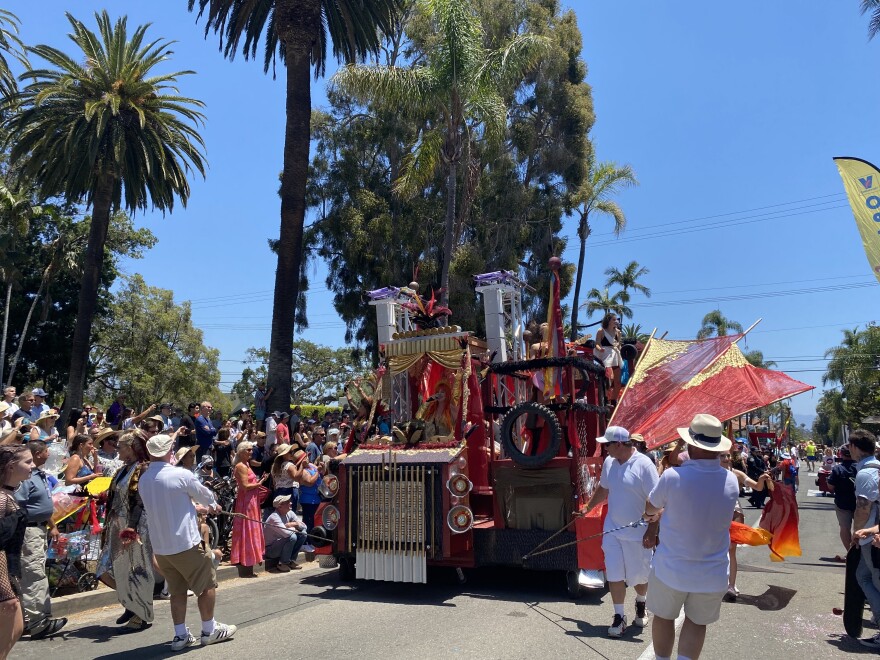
[833,156,880,284]
[542,268,565,399]
[729,520,773,547]
[612,334,814,450]
[759,484,801,562]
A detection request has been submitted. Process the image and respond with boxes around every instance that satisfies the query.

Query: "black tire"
[205,517,220,550]
[338,556,356,581]
[78,572,98,592]
[500,401,562,468]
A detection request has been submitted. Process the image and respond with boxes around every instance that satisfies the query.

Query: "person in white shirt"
[265,411,279,455]
[264,495,307,572]
[137,433,237,651]
[584,425,659,638]
[30,388,49,419]
[644,414,739,660]
[3,385,18,416]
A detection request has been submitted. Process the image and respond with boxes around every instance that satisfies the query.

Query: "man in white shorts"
[644,414,739,660]
[585,425,659,637]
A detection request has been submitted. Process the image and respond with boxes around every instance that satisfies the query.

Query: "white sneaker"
[171,630,199,651]
[201,622,237,646]
[633,601,648,627]
[608,613,627,637]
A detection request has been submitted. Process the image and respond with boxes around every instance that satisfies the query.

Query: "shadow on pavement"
[733,585,796,611]
[826,633,877,655]
[298,566,585,607]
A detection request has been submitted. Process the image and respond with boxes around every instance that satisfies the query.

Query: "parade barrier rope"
[522,518,648,561]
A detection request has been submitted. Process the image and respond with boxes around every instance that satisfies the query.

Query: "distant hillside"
[794,413,815,429]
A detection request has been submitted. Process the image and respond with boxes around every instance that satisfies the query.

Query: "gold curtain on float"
[385,334,468,375]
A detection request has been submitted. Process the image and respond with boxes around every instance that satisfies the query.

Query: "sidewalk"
[51,557,322,618]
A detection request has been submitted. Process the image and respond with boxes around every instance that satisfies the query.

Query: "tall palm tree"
[862,0,880,39]
[743,349,776,369]
[605,260,650,299]
[331,0,547,308]
[3,11,206,418]
[0,9,27,100]
[568,154,637,340]
[188,0,402,414]
[696,310,743,339]
[580,287,632,320]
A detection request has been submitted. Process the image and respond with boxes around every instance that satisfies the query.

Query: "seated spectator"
[264,495,306,573]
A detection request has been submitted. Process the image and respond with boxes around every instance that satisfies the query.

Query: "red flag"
[759,485,801,561]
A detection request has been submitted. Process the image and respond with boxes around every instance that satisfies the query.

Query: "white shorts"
[601,533,651,586]
[646,569,725,625]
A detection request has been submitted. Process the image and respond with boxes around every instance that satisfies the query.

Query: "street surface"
[9,474,864,659]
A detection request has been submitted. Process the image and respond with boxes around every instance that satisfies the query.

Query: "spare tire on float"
[500,401,563,468]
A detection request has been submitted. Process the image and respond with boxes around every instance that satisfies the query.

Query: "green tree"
[743,350,776,369]
[822,324,880,426]
[331,0,548,309]
[308,0,592,351]
[605,260,650,299]
[696,310,744,339]
[814,389,846,445]
[3,11,206,420]
[568,155,637,340]
[620,322,650,343]
[88,274,222,413]
[581,286,631,320]
[231,341,366,407]
[0,9,27,99]
[6,210,155,396]
[862,0,880,39]
[188,0,402,418]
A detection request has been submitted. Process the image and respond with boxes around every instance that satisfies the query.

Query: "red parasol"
[612,333,814,450]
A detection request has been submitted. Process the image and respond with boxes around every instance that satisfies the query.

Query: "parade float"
[310,260,610,594]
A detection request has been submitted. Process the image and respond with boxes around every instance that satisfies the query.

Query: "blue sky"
[7,1,879,421]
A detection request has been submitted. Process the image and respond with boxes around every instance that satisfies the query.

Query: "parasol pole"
[608,328,657,426]
[734,318,763,343]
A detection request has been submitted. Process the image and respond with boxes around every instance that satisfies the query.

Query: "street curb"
[52,560,320,618]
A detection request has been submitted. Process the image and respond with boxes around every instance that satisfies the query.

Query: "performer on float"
[593,313,623,405]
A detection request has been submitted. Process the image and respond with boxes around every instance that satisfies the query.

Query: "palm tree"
[621,322,650,343]
[743,349,776,369]
[0,9,27,99]
[568,154,637,340]
[862,0,880,39]
[580,287,632,320]
[331,0,547,308]
[605,261,650,300]
[188,0,402,414]
[696,310,743,339]
[3,11,206,418]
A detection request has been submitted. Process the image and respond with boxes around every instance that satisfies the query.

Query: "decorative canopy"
[611,334,814,450]
[384,329,468,375]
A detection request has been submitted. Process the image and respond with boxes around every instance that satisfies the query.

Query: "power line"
[630,281,877,309]
[585,192,846,239]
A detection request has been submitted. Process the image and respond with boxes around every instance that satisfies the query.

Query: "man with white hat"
[137,434,237,650]
[643,414,739,660]
[264,494,307,573]
[584,425,659,637]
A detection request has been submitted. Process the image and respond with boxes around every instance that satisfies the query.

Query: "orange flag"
[729,520,772,546]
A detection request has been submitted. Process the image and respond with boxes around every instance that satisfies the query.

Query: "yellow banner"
[834,156,880,283]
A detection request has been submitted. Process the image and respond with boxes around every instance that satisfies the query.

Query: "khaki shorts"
[155,544,217,597]
[646,570,725,626]
[836,506,855,530]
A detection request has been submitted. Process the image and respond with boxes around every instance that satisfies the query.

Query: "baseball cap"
[598,426,630,444]
[273,494,292,507]
[146,434,175,457]
[32,388,48,397]
[328,428,340,437]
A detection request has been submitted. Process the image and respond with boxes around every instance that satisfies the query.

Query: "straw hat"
[274,443,293,458]
[676,414,731,452]
[36,409,60,424]
[175,445,197,463]
[95,428,119,446]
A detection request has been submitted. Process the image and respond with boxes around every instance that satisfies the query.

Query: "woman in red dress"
[230,442,268,577]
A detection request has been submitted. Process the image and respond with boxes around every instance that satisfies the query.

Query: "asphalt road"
[8,470,866,659]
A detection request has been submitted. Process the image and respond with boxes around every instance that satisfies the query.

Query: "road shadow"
[732,584,796,611]
[298,566,586,608]
[826,633,877,655]
[62,623,154,645]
